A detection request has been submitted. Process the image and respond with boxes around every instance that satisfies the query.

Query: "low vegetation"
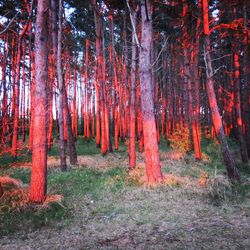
[0,138,250,249]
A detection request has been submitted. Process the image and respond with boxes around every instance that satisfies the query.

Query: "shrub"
[168,127,191,153]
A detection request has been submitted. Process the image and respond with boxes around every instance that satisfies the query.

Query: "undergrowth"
[0,136,249,240]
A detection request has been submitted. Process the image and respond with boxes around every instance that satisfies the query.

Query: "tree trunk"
[139,0,163,184]
[129,7,138,168]
[91,0,101,148]
[233,45,248,163]
[202,0,240,181]
[57,0,67,171]
[29,0,49,203]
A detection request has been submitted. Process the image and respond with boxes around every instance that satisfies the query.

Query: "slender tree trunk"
[191,0,202,160]
[29,0,49,203]
[129,7,138,168]
[233,44,248,163]
[85,39,91,139]
[1,33,8,146]
[243,4,250,157]
[57,0,67,171]
[139,0,163,184]
[92,0,101,148]
[11,7,31,157]
[202,0,240,181]
[72,60,78,138]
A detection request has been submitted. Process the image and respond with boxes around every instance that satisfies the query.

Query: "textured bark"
[129,8,138,168]
[29,0,49,203]
[63,84,78,165]
[57,0,67,171]
[202,0,240,181]
[139,0,163,184]
[191,0,202,160]
[233,45,248,163]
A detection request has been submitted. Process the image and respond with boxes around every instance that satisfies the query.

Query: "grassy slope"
[0,137,250,249]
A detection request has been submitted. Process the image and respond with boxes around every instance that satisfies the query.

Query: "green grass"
[0,135,249,241]
[0,203,69,236]
[0,165,127,237]
[48,167,127,198]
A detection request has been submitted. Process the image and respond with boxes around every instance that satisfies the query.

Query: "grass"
[0,165,128,237]
[0,136,250,249]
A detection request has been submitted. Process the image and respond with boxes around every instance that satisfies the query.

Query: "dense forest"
[0,0,250,248]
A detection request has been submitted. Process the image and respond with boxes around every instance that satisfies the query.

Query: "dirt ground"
[1,151,250,250]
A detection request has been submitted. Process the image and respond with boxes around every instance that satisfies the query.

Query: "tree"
[139,0,163,184]
[57,0,67,171]
[202,0,240,181]
[29,0,50,202]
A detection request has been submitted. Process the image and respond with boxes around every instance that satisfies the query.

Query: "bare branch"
[126,0,141,48]
[0,11,20,35]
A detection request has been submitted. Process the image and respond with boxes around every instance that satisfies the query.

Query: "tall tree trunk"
[139,0,163,184]
[29,0,49,203]
[202,0,240,181]
[11,5,31,157]
[57,0,67,171]
[242,3,250,157]
[191,0,202,160]
[91,0,101,148]
[129,7,138,168]
[233,44,248,163]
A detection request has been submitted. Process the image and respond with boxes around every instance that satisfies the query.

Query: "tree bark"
[29,0,49,203]
[139,0,163,184]
[57,0,67,171]
[129,7,138,168]
[202,0,240,181]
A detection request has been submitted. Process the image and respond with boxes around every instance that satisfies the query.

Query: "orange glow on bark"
[202,0,210,35]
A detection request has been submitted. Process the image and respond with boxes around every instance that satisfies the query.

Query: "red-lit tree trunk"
[233,44,248,163]
[139,0,163,184]
[29,0,49,203]
[202,0,240,181]
[20,41,26,143]
[85,39,91,140]
[100,38,108,155]
[28,49,35,150]
[72,60,78,138]
[11,25,30,156]
[191,0,202,160]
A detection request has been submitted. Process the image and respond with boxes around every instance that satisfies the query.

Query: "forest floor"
[0,138,250,249]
